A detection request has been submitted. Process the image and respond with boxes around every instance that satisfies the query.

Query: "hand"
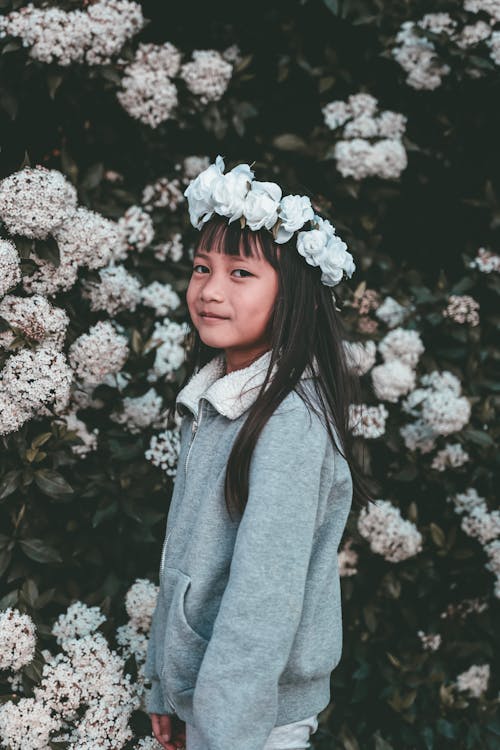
[150,713,186,750]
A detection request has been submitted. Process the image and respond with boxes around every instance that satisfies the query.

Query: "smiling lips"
[200,312,228,319]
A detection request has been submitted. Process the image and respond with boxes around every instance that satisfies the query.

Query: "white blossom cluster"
[117,43,233,127]
[0,165,77,239]
[68,320,130,387]
[0,608,37,671]
[455,663,490,698]
[343,340,377,376]
[431,442,470,471]
[0,239,21,296]
[371,327,424,403]
[0,346,72,435]
[110,387,168,434]
[461,505,500,545]
[179,49,233,104]
[117,42,180,128]
[375,295,411,328]
[357,499,423,562]
[469,246,500,273]
[176,155,211,185]
[400,370,471,452]
[125,578,159,633]
[0,167,122,297]
[0,0,144,66]
[117,578,159,687]
[378,327,425,369]
[338,538,358,577]
[465,0,500,23]
[51,207,120,270]
[322,92,408,180]
[145,426,181,476]
[417,630,442,651]
[141,281,181,317]
[447,487,500,597]
[372,359,417,403]
[392,7,500,91]
[0,585,162,749]
[142,176,185,212]
[0,294,69,351]
[348,403,389,439]
[0,697,61,750]
[81,264,142,315]
[52,601,106,646]
[144,318,191,383]
[116,205,155,260]
[153,232,184,262]
[443,293,480,326]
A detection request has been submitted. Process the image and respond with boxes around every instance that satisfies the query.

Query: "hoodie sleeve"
[192,398,330,750]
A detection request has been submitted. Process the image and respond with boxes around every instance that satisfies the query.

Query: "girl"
[145,156,372,750]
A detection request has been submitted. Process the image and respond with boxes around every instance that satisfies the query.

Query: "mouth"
[200,313,228,320]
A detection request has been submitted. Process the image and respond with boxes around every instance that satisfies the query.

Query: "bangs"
[196,215,273,262]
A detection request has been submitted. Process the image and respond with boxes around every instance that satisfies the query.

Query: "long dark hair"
[173,213,374,522]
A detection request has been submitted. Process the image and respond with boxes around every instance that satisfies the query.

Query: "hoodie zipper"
[184,401,204,477]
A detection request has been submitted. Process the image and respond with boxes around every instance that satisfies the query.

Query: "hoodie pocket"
[160,566,209,714]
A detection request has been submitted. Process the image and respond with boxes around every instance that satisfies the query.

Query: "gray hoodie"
[144,349,353,750]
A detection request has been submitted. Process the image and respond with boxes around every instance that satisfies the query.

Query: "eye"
[232,269,253,278]
[191,264,252,278]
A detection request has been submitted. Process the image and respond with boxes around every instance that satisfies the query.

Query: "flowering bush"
[0,1,499,748]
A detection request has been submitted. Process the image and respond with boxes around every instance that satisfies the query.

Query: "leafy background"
[0,0,499,748]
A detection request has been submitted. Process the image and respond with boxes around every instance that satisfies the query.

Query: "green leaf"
[463,428,494,447]
[430,523,446,548]
[0,549,12,578]
[323,0,339,14]
[47,73,63,100]
[272,133,309,153]
[34,469,74,498]
[81,163,104,191]
[19,539,62,564]
[31,433,52,449]
[0,470,22,500]
[436,719,457,739]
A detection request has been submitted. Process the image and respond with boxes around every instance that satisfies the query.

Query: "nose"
[199,270,225,301]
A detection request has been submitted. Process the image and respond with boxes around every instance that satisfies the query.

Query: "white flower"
[212,163,254,223]
[296,228,328,267]
[243,180,282,230]
[183,154,226,229]
[275,195,314,243]
[0,166,77,239]
[179,49,233,104]
[0,608,37,671]
[357,499,423,562]
[321,234,356,285]
[0,239,21,296]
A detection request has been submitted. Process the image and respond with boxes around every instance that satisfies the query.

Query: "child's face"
[187,243,279,370]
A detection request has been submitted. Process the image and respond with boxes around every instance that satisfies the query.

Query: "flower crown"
[183,155,356,288]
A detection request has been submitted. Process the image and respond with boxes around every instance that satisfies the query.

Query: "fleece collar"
[176,349,318,420]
